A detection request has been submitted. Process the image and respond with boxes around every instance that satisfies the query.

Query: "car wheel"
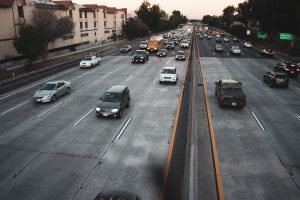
[67,87,71,94]
[126,100,130,108]
[117,109,123,119]
[269,81,273,87]
[52,95,57,102]
[159,81,162,84]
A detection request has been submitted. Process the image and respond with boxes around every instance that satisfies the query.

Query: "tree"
[122,18,150,40]
[223,6,236,29]
[13,25,48,71]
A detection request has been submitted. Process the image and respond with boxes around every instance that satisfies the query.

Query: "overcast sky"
[73,0,245,19]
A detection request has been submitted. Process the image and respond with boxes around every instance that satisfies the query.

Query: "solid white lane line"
[152,77,158,87]
[251,112,266,132]
[1,100,31,115]
[37,101,63,118]
[73,108,94,126]
[102,71,113,78]
[296,88,300,91]
[189,145,195,200]
[116,117,132,140]
[294,114,300,121]
[0,68,78,101]
[125,75,133,82]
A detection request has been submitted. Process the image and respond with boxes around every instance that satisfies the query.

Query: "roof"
[46,80,65,84]
[53,1,74,10]
[82,4,98,12]
[164,66,176,70]
[221,79,240,84]
[107,85,126,93]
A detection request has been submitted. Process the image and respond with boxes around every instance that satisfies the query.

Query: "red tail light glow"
[220,96,224,101]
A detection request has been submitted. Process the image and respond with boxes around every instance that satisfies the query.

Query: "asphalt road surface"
[198,35,300,199]
[0,40,188,200]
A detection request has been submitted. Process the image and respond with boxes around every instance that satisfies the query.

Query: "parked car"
[139,41,148,49]
[120,45,132,53]
[215,45,224,53]
[157,49,168,57]
[132,50,149,63]
[175,51,186,61]
[230,46,241,55]
[80,56,101,68]
[263,71,289,88]
[243,41,252,48]
[215,79,246,108]
[33,80,71,103]
[159,66,178,84]
[274,62,299,77]
[260,49,274,57]
[95,85,130,119]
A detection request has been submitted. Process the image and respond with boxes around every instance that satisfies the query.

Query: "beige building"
[0,0,127,60]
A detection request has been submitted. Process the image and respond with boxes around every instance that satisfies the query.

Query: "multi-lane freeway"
[0,27,300,200]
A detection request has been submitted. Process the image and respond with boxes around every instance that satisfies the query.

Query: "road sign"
[247,30,250,35]
[257,32,267,39]
[280,33,293,40]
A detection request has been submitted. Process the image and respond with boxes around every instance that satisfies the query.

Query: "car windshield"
[122,45,129,48]
[159,49,167,53]
[276,74,287,78]
[82,57,92,61]
[232,46,240,50]
[177,52,185,55]
[162,69,176,74]
[168,42,174,45]
[102,92,121,102]
[216,45,222,48]
[134,51,144,55]
[148,42,158,45]
[141,41,147,44]
[40,83,56,90]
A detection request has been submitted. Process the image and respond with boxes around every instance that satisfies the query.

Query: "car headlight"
[141,57,144,59]
[95,107,100,112]
[42,95,50,100]
[132,57,134,59]
[111,109,119,113]
[154,48,157,50]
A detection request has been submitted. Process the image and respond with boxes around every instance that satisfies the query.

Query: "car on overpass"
[33,80,71,103]
[215,79,247,108]
[95,85,130,119]
[263,71,289,88]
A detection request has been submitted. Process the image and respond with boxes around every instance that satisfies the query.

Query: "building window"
[95,32,97,36]
[122,20,125,26]
[121,14,124,19]
[104,21,107,27]
[112,30,116,33]
[81,33,89,37]
[18,6,24,18]
[79,11,82,18]
[114,21,116,27]
[63,34,74,40]
[80,22,83,29]
[105,30,109,34]
[69,10,73,18]
[85,11,87,18]
[94,22,97,28]
[103,11,106,18]
[93,11,96,18]
[85,22,88,28]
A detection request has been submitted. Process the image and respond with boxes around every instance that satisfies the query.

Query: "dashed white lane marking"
[152,77,158,87]
[37,101,63,118]
[1,100,31,115]
[294,114,300,121]
[73,108,94,126]
[102,71,113,78]
[252,112,266,132]
[125,75,133,82]
[116,117,132,140]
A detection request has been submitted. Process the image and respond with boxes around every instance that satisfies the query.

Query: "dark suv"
[96,85,130,119]
[274,62,299,77]
[263,71,289,88]
[132,50,149,63]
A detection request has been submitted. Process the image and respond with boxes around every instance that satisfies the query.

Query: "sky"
[73,0,245,19]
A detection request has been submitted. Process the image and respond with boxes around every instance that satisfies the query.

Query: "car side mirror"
[99,97,102,100]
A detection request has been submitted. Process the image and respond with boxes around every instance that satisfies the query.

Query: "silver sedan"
[33,80,71,103]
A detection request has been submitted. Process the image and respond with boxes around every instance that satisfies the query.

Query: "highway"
[0,40,187,199]
[197,33,300,199]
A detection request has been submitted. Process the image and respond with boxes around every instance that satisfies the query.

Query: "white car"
[180,41,189,48]
[230,46,241,55]
[244,41,252,48]
[139,41,148,49]
[80,56,101,68]
[159,66,178,84]
[223,37,229,42]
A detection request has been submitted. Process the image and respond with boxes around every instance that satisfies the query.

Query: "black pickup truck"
[215,79,247,108]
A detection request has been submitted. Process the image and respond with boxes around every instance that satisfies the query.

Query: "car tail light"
[272,77,276,81]
[220,96,224,101]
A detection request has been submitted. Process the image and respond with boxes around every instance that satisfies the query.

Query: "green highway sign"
[280,33,293,40]
[257,32,267,39]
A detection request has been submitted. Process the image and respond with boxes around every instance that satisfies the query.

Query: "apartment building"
[0,0,127,60]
